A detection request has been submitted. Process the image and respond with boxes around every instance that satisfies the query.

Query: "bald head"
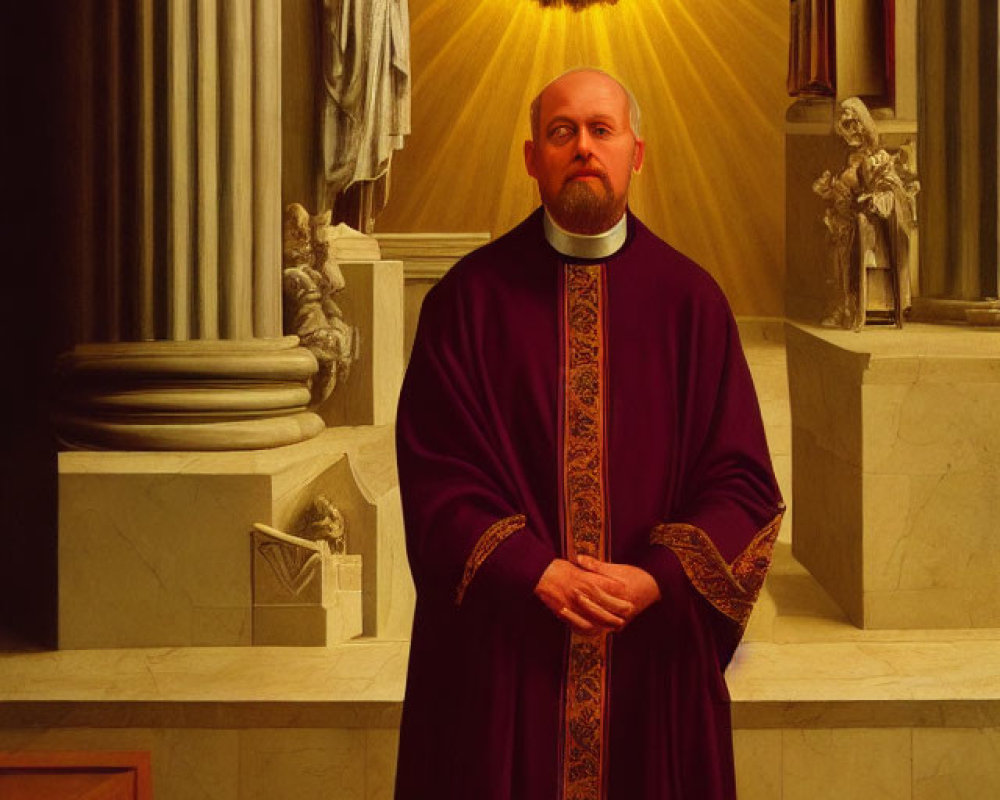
[523,67,645,234]
[529,68,641,142]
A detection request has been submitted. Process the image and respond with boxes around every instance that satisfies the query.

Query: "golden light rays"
[377,0,788,315]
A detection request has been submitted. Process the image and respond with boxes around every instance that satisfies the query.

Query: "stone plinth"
[58,427,412,648]
[787,322,1000,628]
[374,232,490,359]
[251,530,363,646]
[319,260,405,427]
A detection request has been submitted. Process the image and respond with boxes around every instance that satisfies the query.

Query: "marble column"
[916,0,999,315]
[54,0,322,450]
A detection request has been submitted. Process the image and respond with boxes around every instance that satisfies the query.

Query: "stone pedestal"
[787,322,1000,628]
[58,427,412,648]
[319,260,405,427]
[374,232,490,360]
[252,532,363,646]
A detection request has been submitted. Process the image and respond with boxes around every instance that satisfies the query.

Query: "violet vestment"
[394,208,783,800]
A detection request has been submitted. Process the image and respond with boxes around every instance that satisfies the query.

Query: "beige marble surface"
[732,725,1000,800]
[364,728,400,800]
[5,605,1000,729]
[58,427,413,648]
[781,729,912,800]
[912,728,1000,799]
[787,322,1000,628]
[743,329,793,544]
[0,726,393,800]
[797,322,1000,357]
[321,260,405,427]
[39,332,1000,716]
[0,640,407,704]
[59,468,271,648]
[240,729,367,799]
[733,729,782,799]
[15,326,1000,797]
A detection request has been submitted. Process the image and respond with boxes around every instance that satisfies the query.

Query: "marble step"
[1,630,998,798]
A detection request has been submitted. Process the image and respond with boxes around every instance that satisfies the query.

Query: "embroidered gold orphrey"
[454,514,527,605]
[562,262,609,800]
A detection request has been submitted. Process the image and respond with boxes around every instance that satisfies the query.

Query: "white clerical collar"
[543,209,628,260]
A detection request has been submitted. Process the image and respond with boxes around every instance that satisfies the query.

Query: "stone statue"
[253,523,328,597]
[300,494,347,555]
[282,203,359,404]
[321,0,411,231]
[252,495,348,597]
[813,97,920,328]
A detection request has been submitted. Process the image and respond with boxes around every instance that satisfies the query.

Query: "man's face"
[525,71,645,235]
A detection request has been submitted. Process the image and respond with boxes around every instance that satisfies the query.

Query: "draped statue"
[813,97,920,328]
[321,0,411,232]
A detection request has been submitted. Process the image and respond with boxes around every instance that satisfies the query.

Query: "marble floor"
[1,322,998,798]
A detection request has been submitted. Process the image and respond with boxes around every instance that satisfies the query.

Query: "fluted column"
[916,0,999,309]
[55,0,323,450]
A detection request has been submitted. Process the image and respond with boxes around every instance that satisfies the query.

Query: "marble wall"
[4,724,997,798]
[0,727,399,800]
[735,727,1000,800]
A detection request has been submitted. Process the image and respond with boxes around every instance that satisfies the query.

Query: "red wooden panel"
[0,771,134,800]
[0,751,151,799]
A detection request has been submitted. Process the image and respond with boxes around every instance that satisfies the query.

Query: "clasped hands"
[534,555,661,636]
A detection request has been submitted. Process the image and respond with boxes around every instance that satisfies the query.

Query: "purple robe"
[394,208,783,799]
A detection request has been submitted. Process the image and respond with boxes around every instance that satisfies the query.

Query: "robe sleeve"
[637,286,784,635]
[395,278,556,611]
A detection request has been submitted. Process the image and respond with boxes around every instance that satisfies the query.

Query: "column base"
[54,337,324,450]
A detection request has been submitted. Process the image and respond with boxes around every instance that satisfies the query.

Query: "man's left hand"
[575,555,661,626]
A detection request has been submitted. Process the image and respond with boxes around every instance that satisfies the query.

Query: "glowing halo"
[533,0,619,9]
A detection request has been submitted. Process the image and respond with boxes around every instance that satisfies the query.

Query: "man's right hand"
[534,558,634,636]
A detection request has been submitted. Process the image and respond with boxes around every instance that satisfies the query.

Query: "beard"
[548,173,622,235]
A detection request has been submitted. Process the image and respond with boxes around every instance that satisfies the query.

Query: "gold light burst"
[378,0,789,316]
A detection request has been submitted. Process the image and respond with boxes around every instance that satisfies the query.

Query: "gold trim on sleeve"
[650,511,784,628]
[454,514,527,605]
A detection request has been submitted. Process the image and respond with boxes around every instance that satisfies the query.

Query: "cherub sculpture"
[813,97,920,328]
[282,203,359,404]
[300,494,347,555]
[253,495,348,596]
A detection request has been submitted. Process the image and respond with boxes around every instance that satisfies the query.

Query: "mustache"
[566,167,608,181]
[564,170,613,196]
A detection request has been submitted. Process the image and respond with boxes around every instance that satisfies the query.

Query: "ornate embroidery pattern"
[564,637,606,799]
[563,264,606,560]
[562,263,608,800]
[650,511,784,627]
[454,514,527,605]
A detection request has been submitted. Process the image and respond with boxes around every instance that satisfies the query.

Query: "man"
[394,68,783,799]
